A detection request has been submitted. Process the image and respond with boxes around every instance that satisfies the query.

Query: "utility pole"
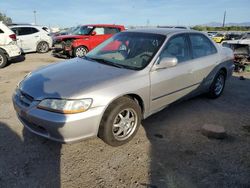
[33,10,37,25]
[222,10,226,27]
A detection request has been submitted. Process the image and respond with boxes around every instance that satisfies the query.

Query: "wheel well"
[220,67,227,77]
[0,48,9,58]
[75,45,88,51]
[125,94,144,115]
[37,41,48,45]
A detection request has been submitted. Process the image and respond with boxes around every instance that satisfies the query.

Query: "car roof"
[81,24,124,27]
[124,28,199,36]
[9,25,42,28]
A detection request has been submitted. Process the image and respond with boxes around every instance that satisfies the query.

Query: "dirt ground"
[0,52,250,188]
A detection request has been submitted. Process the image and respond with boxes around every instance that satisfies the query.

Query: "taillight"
[9,34,17,41]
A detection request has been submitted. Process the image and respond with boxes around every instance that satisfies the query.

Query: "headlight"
[37,99,92,114]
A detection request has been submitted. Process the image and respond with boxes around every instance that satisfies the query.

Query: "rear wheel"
[74,46,88,57]
[37,41,49,53]
[0,51,7,68]
[207,70,226,98]
[98,97,141,146]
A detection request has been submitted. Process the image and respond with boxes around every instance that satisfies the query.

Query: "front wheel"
[0,51,7,68]
[73,46,88,57]
[37,41,49,53]
[207,70,226,98]
[98,97,141,146]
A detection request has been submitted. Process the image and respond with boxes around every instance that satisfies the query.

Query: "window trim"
[188,33,218,59]
[16,27,39,36]
[159,33,192,63]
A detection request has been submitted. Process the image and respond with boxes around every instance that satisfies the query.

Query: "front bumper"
[52,43,73,58]
[12,91,105,143]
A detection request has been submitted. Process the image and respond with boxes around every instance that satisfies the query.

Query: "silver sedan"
[13,29,234,146]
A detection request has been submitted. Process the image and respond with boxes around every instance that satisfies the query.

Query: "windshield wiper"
[89,57,124,68]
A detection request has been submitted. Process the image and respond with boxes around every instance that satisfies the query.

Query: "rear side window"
[160,35,191,63]
[189,34,217,58]
[0,29,3,33]
[17,27,39,36]
[104,27,120,34]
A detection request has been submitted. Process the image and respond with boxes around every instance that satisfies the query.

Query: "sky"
[0,0,250,28]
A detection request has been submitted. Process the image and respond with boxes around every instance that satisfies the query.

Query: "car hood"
[19,58,135,100]
[55,35,87,40]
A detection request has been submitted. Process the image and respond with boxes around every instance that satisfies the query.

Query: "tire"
[98,97,142,146]
[73,46,88,57]
[207,70,226,99]
[37,41,49,53]
[0,51,7,68]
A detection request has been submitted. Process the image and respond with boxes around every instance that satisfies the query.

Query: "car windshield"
[86,32,166,70]
[71,25,93,35]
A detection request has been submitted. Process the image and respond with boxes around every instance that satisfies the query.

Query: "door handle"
[34,36,39,38]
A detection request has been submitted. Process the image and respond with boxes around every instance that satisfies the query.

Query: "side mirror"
[154,57,178,70]
[91,31,96,36]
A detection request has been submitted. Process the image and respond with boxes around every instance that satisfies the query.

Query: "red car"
[52,24,125,58]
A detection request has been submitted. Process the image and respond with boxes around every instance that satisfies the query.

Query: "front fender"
[72,38,90,49]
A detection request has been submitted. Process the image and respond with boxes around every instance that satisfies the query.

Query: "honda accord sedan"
[13,29,234,146]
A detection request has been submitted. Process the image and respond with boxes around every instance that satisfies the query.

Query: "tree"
[0,12,12,25]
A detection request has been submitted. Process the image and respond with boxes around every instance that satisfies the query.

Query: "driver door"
[150,34,198,113]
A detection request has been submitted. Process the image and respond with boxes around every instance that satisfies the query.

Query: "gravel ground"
[0,52,250,188]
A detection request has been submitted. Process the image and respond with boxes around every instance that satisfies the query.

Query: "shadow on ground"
[6,55,26,67]
[0,72,66,188]
[0,122,61,187]
[143,75,250,188]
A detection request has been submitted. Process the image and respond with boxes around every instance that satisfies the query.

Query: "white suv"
[0,21,22,68]
[10,25,53,53]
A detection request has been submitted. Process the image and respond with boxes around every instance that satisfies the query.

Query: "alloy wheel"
[112,108,138,141]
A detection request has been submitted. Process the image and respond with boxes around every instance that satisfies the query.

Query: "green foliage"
[0,12,12,25]
[192,25,250,31]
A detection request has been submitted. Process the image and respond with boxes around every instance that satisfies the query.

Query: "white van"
[0,21,21,68]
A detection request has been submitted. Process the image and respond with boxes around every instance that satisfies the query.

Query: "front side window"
[86,32,166,70]
[93,27,105,35]
[160,35,191,63]
[189,34,217,58]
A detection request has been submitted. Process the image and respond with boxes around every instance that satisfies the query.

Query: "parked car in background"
[222,32,250,71]
[52,27,76,37]
[10,25,53,53]
[212,33,226,43]
[52,24,125,58]
[207,31,218,38]
[0,21,21,68]
[13,29,234,146]
[157,25,190,30]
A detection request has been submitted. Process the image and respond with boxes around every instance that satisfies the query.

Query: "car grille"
[16,90,34,107]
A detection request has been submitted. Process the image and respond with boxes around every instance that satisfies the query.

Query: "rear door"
[15,27,40,52]
[187,33,219,87]
[104,27,120,39]
[150,34,196,113]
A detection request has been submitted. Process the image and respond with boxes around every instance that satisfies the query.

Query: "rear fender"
[0,47,9,59]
